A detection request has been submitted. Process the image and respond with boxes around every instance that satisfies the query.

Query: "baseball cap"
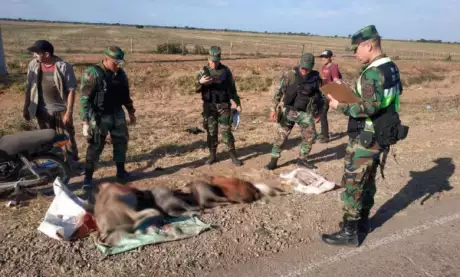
[350,25,380,51]
[208,46,221,61]
[27,40,54,55]
[104,46,125,64]
[319,50,333,58]
[300,53,315,70]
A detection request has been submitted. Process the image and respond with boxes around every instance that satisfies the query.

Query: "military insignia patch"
[362,84,374,98]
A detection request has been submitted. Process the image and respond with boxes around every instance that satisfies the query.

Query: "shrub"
[156,43,188,54]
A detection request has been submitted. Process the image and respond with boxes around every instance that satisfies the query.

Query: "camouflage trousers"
[341,133,383,221]
[271,108,316,158]
[202,102,235,151]
[85,109,129,173]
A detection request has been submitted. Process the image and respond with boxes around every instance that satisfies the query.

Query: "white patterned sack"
[280,168,336,195]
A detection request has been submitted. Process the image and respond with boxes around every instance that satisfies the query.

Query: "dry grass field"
[0,21,460,277]
[2,20,460,63]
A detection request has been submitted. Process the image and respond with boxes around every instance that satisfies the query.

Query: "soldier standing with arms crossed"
[80,46,136,199]
[321,25,406,246]
[195,46,243,166]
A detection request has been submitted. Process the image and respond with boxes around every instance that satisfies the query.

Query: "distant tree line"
[417,39,443,43]
[1,18,459,44]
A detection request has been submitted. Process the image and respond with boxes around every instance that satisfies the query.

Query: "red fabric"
[41,63,56,73]
[70,213,98,239]
[321,63,340,85]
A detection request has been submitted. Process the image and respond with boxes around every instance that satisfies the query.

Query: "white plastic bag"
[37,177,87,240]
[280,168,336,195]
[232,109,240,130]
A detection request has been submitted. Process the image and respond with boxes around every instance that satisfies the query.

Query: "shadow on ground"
[358,157,455,245]
[112,136,347,184]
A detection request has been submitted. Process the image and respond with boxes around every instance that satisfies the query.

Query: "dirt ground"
[0,56,459,277]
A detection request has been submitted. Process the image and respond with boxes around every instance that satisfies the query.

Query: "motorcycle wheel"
[0,154,72,197]
[17,154,72,189]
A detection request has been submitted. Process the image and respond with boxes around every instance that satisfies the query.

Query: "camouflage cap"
[208,46,221,61]
[105,46,125,64]
[350,25,380,51]
[300,53,315,70]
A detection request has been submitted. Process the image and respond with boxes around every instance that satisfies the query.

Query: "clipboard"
[320,82,361,104]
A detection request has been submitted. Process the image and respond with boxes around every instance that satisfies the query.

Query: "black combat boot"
[317,134,330,143]
[264,157,278,170]
[322,220,359,247]
[82,169,94,203]
[229,149,243,166]
[116,162,135,180]
[358,210,370,233]
[339,210,371,233]
[297,157,317,169]
[205,148,217,165]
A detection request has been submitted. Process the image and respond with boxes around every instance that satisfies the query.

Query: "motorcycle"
[0,129,72,197]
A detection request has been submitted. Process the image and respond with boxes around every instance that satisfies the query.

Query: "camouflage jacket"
[194,63,241,106]
[337,54,403,118]
[79,62,135,122]
[271,67,323,112]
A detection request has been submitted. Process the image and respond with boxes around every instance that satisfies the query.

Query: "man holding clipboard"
[320,25,406,246]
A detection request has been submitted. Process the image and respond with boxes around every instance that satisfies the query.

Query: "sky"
[2,0,460,42]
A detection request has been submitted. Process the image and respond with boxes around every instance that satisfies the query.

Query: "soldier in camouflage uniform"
[265,53,323,170]
[80,46,137,196]
[195,46,243,166]
[322,25,404,246]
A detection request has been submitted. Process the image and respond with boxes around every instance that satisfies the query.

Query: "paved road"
[205,194,460,277]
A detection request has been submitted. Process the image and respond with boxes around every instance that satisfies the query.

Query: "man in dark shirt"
[318,49,342,143]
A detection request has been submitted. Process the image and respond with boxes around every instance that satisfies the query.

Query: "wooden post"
[230,41,233,59]
[301,44,305,55]
[181,40,185,55]
[0,26,7,76]
[130,38,133,54]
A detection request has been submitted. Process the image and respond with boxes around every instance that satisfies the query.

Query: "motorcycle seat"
[0,129,57,156]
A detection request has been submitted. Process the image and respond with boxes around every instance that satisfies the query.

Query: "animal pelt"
[187,175,280,209]
[93,182,161,247]
[138,186,201,218]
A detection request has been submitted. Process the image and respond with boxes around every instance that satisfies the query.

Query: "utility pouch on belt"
[373,111,409,147]
[359,120,375,148]
[359,130,374,148]
[397,125,409,140]
[276,105,283,123]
